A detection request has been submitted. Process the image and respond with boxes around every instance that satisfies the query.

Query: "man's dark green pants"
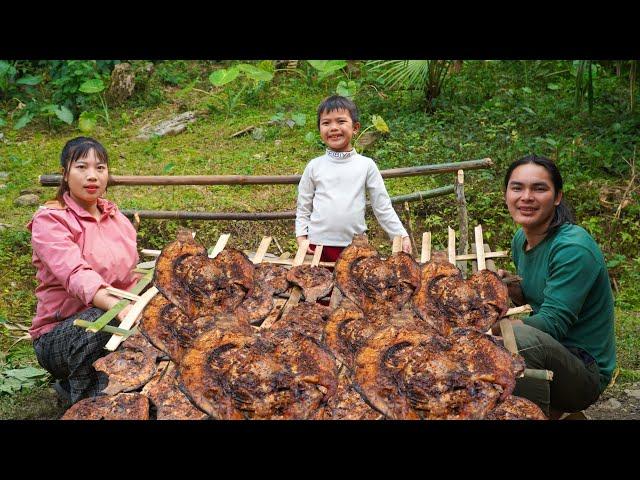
[512,324,602,417]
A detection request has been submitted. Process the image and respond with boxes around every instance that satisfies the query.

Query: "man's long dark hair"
[504,155,575,232]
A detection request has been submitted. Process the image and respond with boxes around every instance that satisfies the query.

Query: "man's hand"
[490,317,524,336]
[496,268,525,306]
[402,236,412,254]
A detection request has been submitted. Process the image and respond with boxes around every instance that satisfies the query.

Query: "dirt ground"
[583,381,640,420]
[2,380,638,420]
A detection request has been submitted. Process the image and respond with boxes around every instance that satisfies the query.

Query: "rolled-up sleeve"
[31,212,108,306]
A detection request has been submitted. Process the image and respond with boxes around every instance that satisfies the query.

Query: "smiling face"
[318,108,360,152]
[64,148,109,210]
[505,163,562,235]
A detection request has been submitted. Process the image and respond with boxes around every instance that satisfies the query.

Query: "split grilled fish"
[178,328,256,419]
[93,333,160,395]
[315,371,382,420]
[154,232,254,318]
[270,301,332,342]
[323,298,387,371]
[139,292,251,362]
[286,265,334,303]
[61,393,150,420]
[354,325,526,419]
[486,395,547,420]
[412,262,509,335]
[141,362,208,420]
[241,264,290,326]
[335,235,420,319]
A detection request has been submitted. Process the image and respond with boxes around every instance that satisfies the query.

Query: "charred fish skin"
[412,262,510,335]
[323,299,386,372]
[271,301,332,342]
[61,393,150,420]
[177,329,255,420]
[93,334,159,396]
[154,235,208,313]
[142,363,208,420]
[286,265,334,303]
[485,395,547,420]
[336,236,421,319]
[254,263,289,295]
[154,232,255,319]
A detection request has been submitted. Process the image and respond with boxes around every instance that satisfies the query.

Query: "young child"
[295,95,411,262]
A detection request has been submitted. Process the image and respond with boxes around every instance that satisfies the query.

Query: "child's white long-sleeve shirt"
[295,151,408,246]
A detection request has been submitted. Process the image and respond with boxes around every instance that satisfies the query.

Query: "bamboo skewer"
[73,321,137,337]
[311,244,323,266]
[474,225,486,271]
[251,236,272,264]
[105,286,159,351]
[392,235,403,254]
[448,227,456,265]
[524,369,554,381]
[457,251,508,261]
[209,233,230,258]
[505,305,533,316]
[78,270,154,333]
[261,240,309,329]
[499,318,518,355]
[136,260,156,269]
[105,287,142,302]
[421,232,431,263]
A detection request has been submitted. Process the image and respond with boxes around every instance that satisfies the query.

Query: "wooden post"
[403,202,418,255]
[455,170,469,276]
[474,225,486,271]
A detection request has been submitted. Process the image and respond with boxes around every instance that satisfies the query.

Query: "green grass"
[1,60,639,418]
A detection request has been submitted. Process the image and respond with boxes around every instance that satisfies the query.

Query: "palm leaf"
[368,60,430,90]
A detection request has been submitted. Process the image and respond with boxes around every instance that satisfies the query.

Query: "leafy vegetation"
[0,59,638,418]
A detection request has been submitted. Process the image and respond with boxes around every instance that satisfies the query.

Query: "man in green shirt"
[498,155,616,418]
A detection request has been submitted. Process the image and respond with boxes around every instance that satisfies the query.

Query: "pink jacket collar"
[62,192,118,219]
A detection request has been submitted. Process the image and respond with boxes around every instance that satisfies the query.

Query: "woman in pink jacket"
[28,137,140,405]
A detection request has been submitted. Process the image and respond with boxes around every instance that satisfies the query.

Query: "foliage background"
[0,60,638,417]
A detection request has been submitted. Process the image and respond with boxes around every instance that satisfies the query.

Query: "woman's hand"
[92,287,134,322]
[116,303,133,323]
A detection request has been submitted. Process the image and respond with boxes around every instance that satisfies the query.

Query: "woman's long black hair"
[504,155,575,232]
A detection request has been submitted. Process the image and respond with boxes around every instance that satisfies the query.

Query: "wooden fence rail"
[119,185,455,221]
[38,158,493,186]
